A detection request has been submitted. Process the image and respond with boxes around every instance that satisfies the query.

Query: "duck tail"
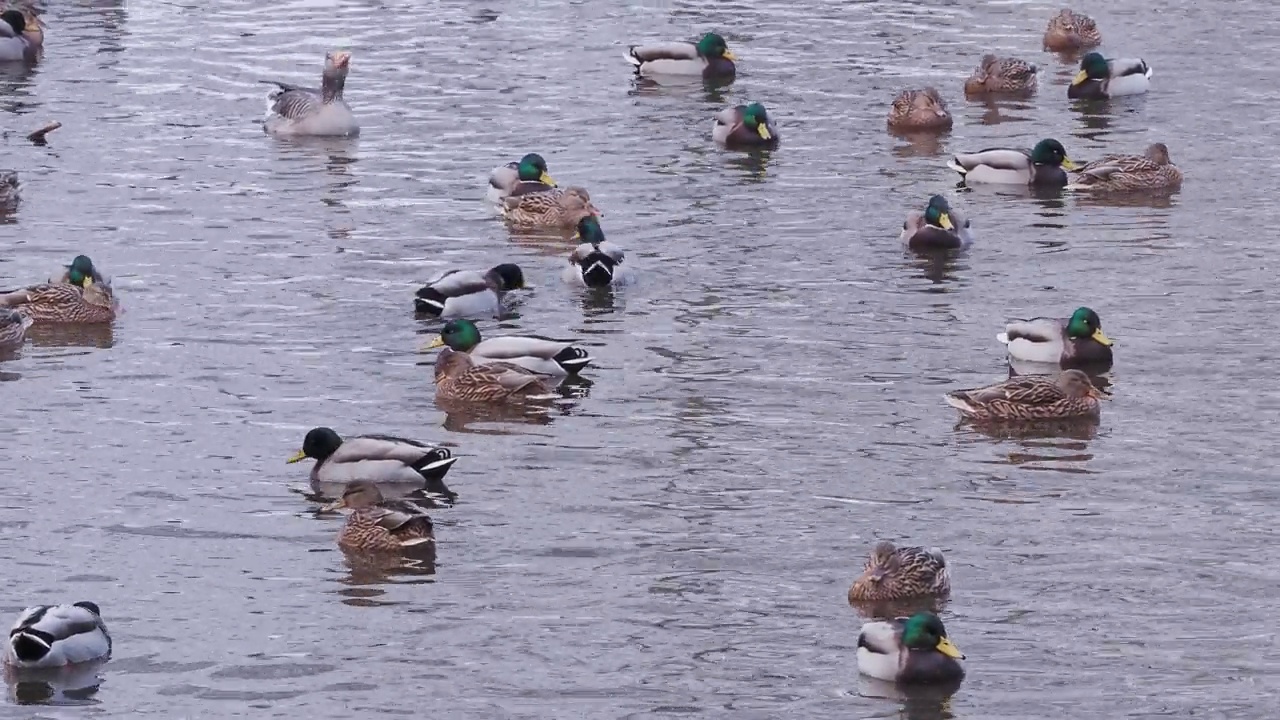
[552,346,592,375]
[946,158,968,175]
[624,47,642,70]
[995,332,1011,345]
[413,287,447,316]
[943,393,975,415]
[10,630,54,664]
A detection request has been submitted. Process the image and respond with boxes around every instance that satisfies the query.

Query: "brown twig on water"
[26,121,62,145]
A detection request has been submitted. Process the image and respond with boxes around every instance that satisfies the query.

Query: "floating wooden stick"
[26,121,61,144]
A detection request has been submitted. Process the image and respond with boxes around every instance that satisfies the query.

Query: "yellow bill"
[1091,329,1113,346]
[540,172,556,186]
[722,50,737,61]
[938,212,954,230]
[82,276,95,288]
[935,636,965,659]
[1072,70,1089,85]
[423,337,445,352]
[318,498,346,512]
[286,449,307,464]
[757,124,772,141]
[1061,156,1078,171]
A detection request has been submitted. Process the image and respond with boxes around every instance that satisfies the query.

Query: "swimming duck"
[4,603,112,669]
[287,427,459,502]
[849,541,951,603]
[425,319,591,377]
[0,9,36,62]
[900,195,973,250]
[0,255,117,324]
[561,216,630,288]
[487,153,556,204]
[501,186,600,229]
[413,263,526,319]
[857,613,965,684]
[963,55,1038,95]
[625,32,736,79]
[944,369,1107,421]
[0,309,31,348]
[1043,9,1101,52]
[433,346,555,403]
[887,88,953,132]
[263,51,358,137]
[1067,143,1182,192]
[997,307,1114,368]
[1068,52,1151,99]
[321,481,435,553]
[712,103,779,148]
[947,139,1077,187]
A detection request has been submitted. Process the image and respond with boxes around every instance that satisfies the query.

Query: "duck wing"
[999,317,1064,344]
[264,82,322,120]
[627,41,698,64]
[856,619,903,655]
[960,375,1066,405]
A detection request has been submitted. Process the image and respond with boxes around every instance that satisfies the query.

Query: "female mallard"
[1067,143,1181,192]
[947,139,1078,187]
[501,186,600,229]
[287,427,458,502]
[900,195,973,250]
[625,32,736,79]
[0,309,30,348]
[887,88,953,132]
[321,481,435,553]
[849,541,950,603]
[1068,52,1151,99]
[425,319,592,377]
[857,613,965,684]
[1043,9,1101,52]
[712,103,779,148]
[0,10,37,63]
[487,153,556,204]
[0,255,117,324]
[263,51,358,137]
[433,346,555,403]
[4,603,111,669]
[413,263,526,319]
[563,216,631,288]
[963,55,1038,95]
[997,307,1114,368]
[944,369,1107,421]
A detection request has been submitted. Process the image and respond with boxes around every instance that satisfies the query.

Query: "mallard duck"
[0,309,31,348]
[1068,143,1181,192]
[263,51,358,137]
[900,195,973,250]
[857,613,965,684]
[944,369,1107,421]
[0,9,37,62]
[561,216,630,288]
[997,307,1114,368]
[625,32,736,79]
[887,88,953,132]
[0,255,117,324]
[849,541,951,603]
[947,139,1078,187]
[4,603,111,669]
[433,346,555,403]
[1068,52,1151,99]
[963,55,1038,95]
[501,186,600,229]
[287,426,458,502]
[0,170,18,207]
[712,103,779,148]
[487,153,556,204]
[412,263,526,319]
[425,319,591,377]
[1043,9,1101,51]
[321,481,434,553]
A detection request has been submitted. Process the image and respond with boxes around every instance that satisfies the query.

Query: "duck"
[487,153,556,204]
[944,369,1107,421]
[857,612,965,684]
[849,541,951,603]
[0,309,31,348]
[321,481,435,553]
[425,319,592,377]
[4,603,112,669]
[899,195,973,250]
[963,55,1038,95]
[886,88,953,132]
[947,138,1077,187]
[1068,52,1151,99]
[0,255,118,324]
[287,427,459,502]
[1043,9,1101,52]
[1067,143,1182,192]
[0,9,36,62]
[997,307,1114,368]
[712,103,779,148]
[412,263,526,319]
[501,186,600,229]
[433,346,556,403]
[625,32,736,79]
[0,169,18,208]
[562,216,630,288]
[263,51,358,137]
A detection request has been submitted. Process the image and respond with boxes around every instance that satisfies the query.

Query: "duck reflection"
[339,548,437,588]
[723,147,773,182]
[890,130,946,159]
[27,323,115,349]
[905,248,963,286]
[5,659,107,705]
[859,676,963,720]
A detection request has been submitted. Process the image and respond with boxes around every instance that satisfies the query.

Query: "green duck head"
[516,153,554,185]
[67,255,97,287]
[923,195,955,230]
[901,612,964,659]
[575,216,607,244]
[1065,307,1112,346]
[1073,52,1109,85]
[1030,139,1076,170]
[696,32,735,61]
[742,103,773,141]
[288,426,344,464]
[426,319,483,353]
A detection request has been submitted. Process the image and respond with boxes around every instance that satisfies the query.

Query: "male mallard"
[413,263,526,319]
[0,255,117,324]
[900,195,973,250]
[1067,143,1181,192]
[963,54,1038,95]
[997,307,1114,368]
[947,139,1077,187]
[944,369,1107,421]
[425,319,591,377]
[321,481,435,553]
[4,603,111,669]
[562,216,630,288]
[712,103,779,148]
[287,427,458,502]
[0,9,37,63]
[887,88,953,132]
[857,613,965,684]
[263,51,358,137]
[1068,52,1151,99]
[625,32,736,79]
[849,541,951,603]
[501,186,600,229]
[487,153,556,204]
[433,346,555,403]
[1043,9,1101,52]
[0,308,30,348]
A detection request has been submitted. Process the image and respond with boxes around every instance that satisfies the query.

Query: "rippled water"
[1,0,1278,716]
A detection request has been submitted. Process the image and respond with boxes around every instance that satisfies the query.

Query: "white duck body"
[997,317,1067,364]
[5,603,111,669]
[296,433,459,501]
[264,51,359,138]
[0,11,36,63]
[625,42,706,76]
[412,264,525,320]
[469,336,592,377]
[1101,58,1152,97]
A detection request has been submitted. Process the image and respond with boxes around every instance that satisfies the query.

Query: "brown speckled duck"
[887,88,952,132]
[1067,143,1182,192]
[1043,9,1101,52]
[501,186,600,229]
[433,346,555,403]
[963,54,1038,95]
[849,541,951,603]
[321,481,435,553]
[944,369,1107,421]
[0,255,117,324]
